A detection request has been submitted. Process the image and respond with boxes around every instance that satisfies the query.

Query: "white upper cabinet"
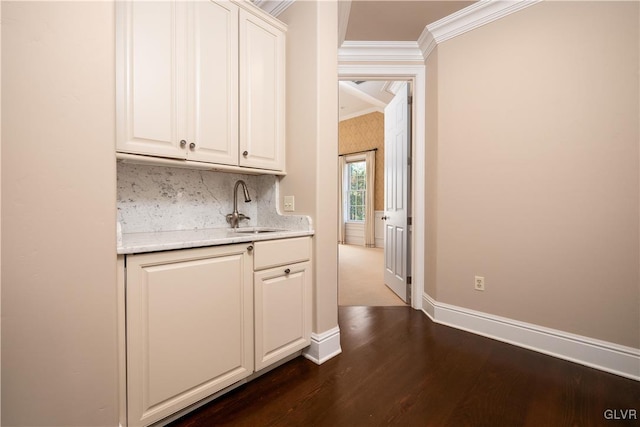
[187,1,239,165]
[239,10,285,171]
[116,1,186,159]
[116,0,286,172]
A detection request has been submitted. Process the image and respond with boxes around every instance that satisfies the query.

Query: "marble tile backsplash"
[117,163,310,233]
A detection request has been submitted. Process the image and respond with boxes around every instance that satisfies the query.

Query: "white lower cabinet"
[123,237,312,426]
[254,263,311,370]
[125,244,254,427]
[254,244,311,370]
[253,237,312,370]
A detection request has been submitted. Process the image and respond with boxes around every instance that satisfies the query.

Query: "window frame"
[342,153,367,224]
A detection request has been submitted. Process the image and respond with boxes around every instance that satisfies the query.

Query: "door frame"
[338,64,425,311]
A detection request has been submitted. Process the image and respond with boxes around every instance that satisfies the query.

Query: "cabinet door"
[116,1,187,159]
[239,10,286,171]
[126,245,253,426]
[186,1,239,165]
[254,261,312,371]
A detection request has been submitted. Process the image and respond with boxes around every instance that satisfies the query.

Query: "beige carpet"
[339,244,406,306]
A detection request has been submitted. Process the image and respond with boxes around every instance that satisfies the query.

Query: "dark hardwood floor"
[170,306,639,426]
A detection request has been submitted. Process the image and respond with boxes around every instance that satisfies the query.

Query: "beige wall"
[426,1,639,348]
[425,48,438,299]
[0,3,3,421]
[1,2,3,422]
[1,2,119,425]
[339,112,385,211]
[279,1,339,334]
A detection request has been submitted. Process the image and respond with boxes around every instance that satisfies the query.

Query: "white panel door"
[116,1,187,159]
[383,83,411,303]
[239,10,285,171]
[186,1,239,165]
[126,244,253,426]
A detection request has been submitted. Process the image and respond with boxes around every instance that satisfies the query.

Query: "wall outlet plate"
[475,276,485,291]
[284,195,295,212]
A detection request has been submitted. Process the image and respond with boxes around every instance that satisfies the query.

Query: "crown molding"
[338,41,424,63]
[418,0,542,58]
[340,1,542,63]
[417,30,437,60]
[252,0,295,17]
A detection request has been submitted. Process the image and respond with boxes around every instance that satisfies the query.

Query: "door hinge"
[407,275,412,285]
[408,96,413,105]
[407,217,412,226]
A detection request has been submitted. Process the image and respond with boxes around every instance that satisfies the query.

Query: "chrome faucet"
[226,180,251,228]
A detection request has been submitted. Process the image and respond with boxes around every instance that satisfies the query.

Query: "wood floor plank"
[169,306,640,427]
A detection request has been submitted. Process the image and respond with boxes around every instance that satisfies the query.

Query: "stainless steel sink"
[233,227,283,234]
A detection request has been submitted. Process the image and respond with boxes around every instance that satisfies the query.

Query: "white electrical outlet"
[284,195,295,212]
[475,276,485,291]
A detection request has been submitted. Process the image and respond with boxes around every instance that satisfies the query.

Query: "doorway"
[337,79,412,307]
[338,64,425,311]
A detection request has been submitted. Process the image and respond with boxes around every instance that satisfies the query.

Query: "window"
[346,161,366,222]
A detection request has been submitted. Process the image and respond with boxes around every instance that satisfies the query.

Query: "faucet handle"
[238,214,250,222]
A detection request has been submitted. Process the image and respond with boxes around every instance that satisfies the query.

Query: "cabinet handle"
[381,216,388,220]
[242,151,248,157]
[180,140,187,148]
[247,245,253,252]
[189,142,196,150]
[284,268,291,274]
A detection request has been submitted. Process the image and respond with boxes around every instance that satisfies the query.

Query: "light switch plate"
[284,195,295,212]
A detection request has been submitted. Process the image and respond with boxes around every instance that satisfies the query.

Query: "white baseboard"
[303,326,342,365]
[422,293,640,381]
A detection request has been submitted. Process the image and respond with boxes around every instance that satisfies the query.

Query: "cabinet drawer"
[254,236,311,270]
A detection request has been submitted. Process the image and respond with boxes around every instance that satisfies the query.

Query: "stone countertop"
[117,227,314,255]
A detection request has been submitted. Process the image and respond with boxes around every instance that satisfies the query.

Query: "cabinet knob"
[247,245,253,252]
[381,216,388,220]
[180,140,187,148]
[242,151,248,157]
[189,142,196,150]
[284,268,291,274]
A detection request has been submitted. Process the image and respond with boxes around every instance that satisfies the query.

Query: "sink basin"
[233,227,284,234]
